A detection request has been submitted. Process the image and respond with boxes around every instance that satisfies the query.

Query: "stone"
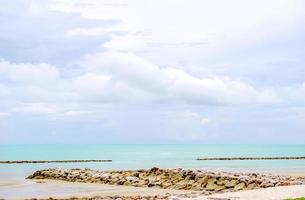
[196,176,209,187]
[206,182,225,191]
[194,173,205,181]
[173,180,189,190]
[207,178,217,184]
[126,176,139,183]
[190,183,203,191]
[161,181,172,189]
[234,182,246,190]
[225,179,239,188]
[260,181,275,188]
[150,167,159,172]
[26,167,305,195]
[216,179,228,185]
[247,183,257,189]
[123,181,131,186]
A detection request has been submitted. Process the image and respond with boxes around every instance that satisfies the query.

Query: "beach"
[0,179,196,200]
[1,145,305,200]
[2,0,305,198]
[1,169,305,200]
[1,179,305,200]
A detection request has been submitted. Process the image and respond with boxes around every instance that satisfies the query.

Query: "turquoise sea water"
[1,144,305,180]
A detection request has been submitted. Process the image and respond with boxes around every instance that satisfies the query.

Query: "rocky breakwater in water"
[0,160,112,164]
[27,167,305,194]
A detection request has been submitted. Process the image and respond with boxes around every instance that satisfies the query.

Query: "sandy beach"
[1,179,305,200]
[204,185,305,200]
[0,179,199,200]
[1,168,305,200]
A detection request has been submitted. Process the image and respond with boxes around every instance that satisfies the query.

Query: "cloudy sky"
[1,0,305,144]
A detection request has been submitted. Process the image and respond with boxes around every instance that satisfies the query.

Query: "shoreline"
[1,168,305,200]
[2,179,305,200]
[0,179,200,200]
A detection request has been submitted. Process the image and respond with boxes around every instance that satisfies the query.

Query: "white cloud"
[3,50,304,113]
[9,102,95,120]
[200,117,210,125]
[1,0,305,143]
[66,28,108,37]
[11,103,57,115]
[0,59,60,84]
[177,110,210,126]
[50,0,305,53]
[82,50,281,105]
[0,112,10,118]
[64,110,90,117]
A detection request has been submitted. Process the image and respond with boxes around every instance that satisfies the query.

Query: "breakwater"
[0,160,112,164]
[27,168,305,194]
[196,156,305,160]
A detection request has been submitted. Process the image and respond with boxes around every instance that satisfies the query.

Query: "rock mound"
[27,168,305,193]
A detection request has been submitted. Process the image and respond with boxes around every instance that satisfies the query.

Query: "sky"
[0,0,305,144]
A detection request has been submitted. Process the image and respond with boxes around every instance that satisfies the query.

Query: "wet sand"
[197,185,305,200]
[0,179,199,200]
[2,179,305,200]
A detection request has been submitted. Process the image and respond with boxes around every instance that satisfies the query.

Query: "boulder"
[234,182,246,190]
[173,180,188,190]
[225,179,239,188]
[260,181,275,188]
[247,183,257,189]
[216,179,229,186]
[206,182,226,191]
[125,176,139,183]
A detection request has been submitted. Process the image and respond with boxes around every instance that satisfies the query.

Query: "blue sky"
[1,0,305,143]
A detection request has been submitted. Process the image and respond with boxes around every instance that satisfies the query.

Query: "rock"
[34,175,44,179]
[190,183,203,191]
[194,173,205,181]
[207,178,217,184]
[234,182,246,190]
[247,183,257,189]
[260,181,275,188]
[101,173,111,179]
[225,179,239,188]
[216,179,228,186]
[206,182,225,191]
[196,176,209,187]
[173,180,188,189]
[161,181,172,189]
[125,176,139,183]
[123,181,131,186]
[150,167,159,172]
[276,181,290,186]
[26,167,305,195]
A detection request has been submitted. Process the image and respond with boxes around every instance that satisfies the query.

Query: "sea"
[1,144,305,181]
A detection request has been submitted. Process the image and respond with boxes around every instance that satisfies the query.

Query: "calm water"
[1,144,305,180]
